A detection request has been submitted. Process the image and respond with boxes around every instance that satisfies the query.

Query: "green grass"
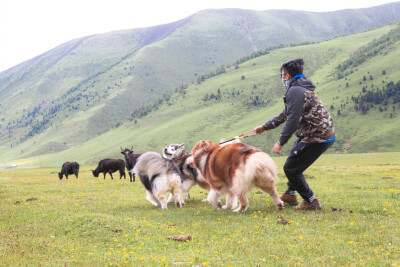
[1,152,399,266]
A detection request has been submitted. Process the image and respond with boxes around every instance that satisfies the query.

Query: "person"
[253,58,336,210]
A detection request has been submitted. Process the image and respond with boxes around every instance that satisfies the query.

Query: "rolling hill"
[1,20,400,167]
[1,3,400,161]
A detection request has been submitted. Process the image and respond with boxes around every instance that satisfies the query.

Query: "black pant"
[283,138,334,202]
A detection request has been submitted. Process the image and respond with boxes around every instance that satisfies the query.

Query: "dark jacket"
[264,76,335,146]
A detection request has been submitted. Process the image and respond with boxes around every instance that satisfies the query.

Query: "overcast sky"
[0,0,397,72]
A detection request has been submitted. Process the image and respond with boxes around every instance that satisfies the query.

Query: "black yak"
[121,147,141,182]
[58,162,80,180]
[92,159,126,180]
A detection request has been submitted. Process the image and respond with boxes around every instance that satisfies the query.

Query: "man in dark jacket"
[254,58,335,210]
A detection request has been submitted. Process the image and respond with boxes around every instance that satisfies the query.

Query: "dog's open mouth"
[164,150,173,157]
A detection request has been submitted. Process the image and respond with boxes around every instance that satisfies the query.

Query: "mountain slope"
[1,3,400,160]
[2,22,399,167]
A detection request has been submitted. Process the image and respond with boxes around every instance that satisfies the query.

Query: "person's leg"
[280,140,300,205]
[283,140,334,203]
[285,182,296,195]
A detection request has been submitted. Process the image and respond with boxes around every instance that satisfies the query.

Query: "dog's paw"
[277,202,284,210]
[184,193,191,199]
[233,206,248,213]
[201,198,208,203]
[221,205,230,210]
[147,198,159,206]
[167,194,175,203]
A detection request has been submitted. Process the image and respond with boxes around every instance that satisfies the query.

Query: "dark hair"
[281,58,304,78]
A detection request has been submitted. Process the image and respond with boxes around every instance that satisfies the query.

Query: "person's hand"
[272,142,282,154]
[253,125,265,134]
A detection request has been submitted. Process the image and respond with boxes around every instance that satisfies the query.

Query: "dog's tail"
[245,152,278,181]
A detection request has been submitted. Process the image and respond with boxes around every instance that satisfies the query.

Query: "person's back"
[285,76,335,144]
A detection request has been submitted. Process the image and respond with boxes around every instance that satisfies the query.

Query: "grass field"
[1,152,399,266]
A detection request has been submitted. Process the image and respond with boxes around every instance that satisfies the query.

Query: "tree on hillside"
[350,80,400,114]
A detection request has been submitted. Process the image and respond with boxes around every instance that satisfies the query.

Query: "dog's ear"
[178,143,185,149]
[200,140,212,149]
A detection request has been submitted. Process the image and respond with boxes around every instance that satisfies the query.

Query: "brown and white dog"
[163,143,210,201]
[191,140,284,212]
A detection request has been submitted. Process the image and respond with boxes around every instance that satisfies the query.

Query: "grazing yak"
[58,161,80,180]
[121,147,142,182]
[92,159,126,180]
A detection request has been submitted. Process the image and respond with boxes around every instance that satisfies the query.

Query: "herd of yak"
[58,147,140,182]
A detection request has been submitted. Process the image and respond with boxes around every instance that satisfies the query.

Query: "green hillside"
[1,4,400,157]
[2,22,400,167]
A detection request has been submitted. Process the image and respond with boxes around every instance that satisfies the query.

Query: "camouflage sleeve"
[278,87,304,146]
[263,108,287,131]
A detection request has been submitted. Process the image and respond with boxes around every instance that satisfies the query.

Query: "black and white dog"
[163,144,210,200]
[131,151,184,209]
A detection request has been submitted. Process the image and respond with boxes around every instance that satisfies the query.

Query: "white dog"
[163,144,210,201]
[131,151,184,209]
